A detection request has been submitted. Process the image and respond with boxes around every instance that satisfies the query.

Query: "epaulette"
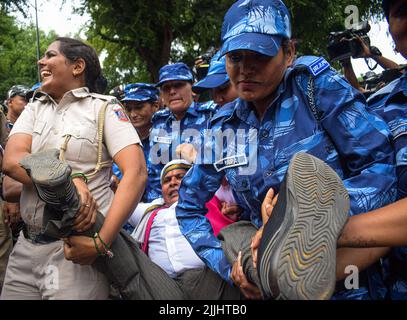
[293,56,331,78]
[89,92,118,103]
[197,100,219,112]
[152,108,170,122]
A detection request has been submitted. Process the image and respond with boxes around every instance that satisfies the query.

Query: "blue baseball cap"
[122,83,159,103]
[193,52,229,93]
[219,0,292,57]
[156,62,194,87]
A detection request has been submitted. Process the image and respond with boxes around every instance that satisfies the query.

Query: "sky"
[14,0,406,78]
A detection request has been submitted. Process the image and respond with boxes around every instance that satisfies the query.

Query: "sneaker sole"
[20,149,71,187]
[258,152,349,300]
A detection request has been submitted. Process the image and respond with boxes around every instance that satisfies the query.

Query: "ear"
[284,40,296,67]
[152,102,160,112]
[72,58,86,77]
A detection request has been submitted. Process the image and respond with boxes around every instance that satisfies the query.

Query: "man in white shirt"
[128,159,240,299]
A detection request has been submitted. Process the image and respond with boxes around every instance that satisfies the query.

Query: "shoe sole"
[20,149,71,187]
[258,152,349,300]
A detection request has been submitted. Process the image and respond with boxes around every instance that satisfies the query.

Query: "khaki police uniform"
[1,87,141,299]
[0,109,12,294]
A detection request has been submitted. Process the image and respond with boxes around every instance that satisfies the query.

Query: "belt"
[22,224,59,244]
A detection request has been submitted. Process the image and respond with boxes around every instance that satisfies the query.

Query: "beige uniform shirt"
[10,87,141,231]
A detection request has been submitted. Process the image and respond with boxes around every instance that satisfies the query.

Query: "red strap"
[141,206,167,255]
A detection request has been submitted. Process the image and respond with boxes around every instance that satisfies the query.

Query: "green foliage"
[0,0,386,92]
[0,0,29,16]
[0,9,57,101]
[80,0,235,86]
[79,0,384,87]
[285,0,383,56]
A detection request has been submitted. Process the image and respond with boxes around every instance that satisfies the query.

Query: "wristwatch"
[370,46,382,57]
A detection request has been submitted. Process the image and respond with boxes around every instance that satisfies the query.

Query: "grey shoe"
[20,149,77,210]
[257,152,349,300]
[20,149,81,238]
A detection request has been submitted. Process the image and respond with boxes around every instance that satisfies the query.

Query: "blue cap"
[219,0,291,57]
[122,83,159,102]
[156,62,194,87]
[31,82,41,91]
[193,52,229,93]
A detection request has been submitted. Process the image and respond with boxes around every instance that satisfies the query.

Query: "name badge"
[153,136,172,145]
[214,154,248,172]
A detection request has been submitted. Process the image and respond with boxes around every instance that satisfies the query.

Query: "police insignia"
[308,57,330,77]
[113,106,130,122]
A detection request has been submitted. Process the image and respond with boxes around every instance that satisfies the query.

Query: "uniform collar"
[165,102,197,124]
[34,87,91,105]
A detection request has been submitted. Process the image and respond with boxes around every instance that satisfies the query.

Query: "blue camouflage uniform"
[176,0,396,299]
[367,72,407,299]
[145,62,219,202]
[146,100,218,201]
[175,56,397,298]
[114,83,159,204]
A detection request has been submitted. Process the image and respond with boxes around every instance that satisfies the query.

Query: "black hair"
[281,38,295,55]
[56,37,107,94]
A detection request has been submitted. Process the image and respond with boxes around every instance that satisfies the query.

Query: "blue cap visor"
[193,73,229,93]
[220,33,283,57]
[156,76,193,88]
[122,95,152,102]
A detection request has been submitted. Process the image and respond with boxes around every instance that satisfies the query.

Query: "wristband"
[71,172,88,184]
[94,232,114,258]
[92,235,105,256]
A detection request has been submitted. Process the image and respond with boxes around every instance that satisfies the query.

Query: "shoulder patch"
[293,56,330,77]
[308,57,330,77]
[198,101,219,112]
[113,105,130,122]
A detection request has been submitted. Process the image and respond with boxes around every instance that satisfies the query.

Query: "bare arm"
[3,176,23,202]
[356,36,399,70]
[341,59,365,93]
[338,197,407,248]
[2,133,33,186]
[98,144,147,245]
[336,247,390,281]
[371,55,400,70]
